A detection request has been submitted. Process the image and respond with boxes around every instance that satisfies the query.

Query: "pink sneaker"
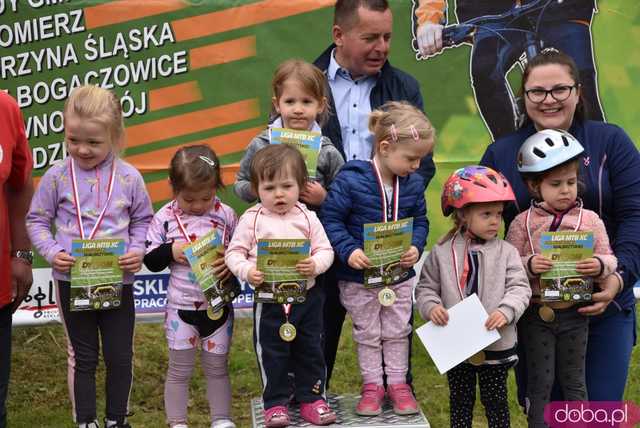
[299,399,337,425]
[355,384,385,416]
[387,384,419,415]
[264,405,290,428]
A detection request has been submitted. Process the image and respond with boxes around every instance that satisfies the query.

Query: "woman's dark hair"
[169,145,224,194]
[519,49,588,128]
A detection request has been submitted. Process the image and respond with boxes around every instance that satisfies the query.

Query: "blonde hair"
[271,59,329,126]
[439,208,465,244]
[369,101,435,153]
[63,85,124,149]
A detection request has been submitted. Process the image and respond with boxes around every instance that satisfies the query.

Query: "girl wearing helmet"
[416,165,531,428]
[505,129,617,428]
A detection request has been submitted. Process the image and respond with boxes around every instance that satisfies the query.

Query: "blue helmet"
[517,129,584,173]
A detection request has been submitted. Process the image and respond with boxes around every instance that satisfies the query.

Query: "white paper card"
[415,293,501,374]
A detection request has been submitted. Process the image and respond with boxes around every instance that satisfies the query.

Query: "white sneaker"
[211,419,236,428]
[171,424,188,428]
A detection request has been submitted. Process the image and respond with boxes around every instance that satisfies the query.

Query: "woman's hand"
[578,273,619,316]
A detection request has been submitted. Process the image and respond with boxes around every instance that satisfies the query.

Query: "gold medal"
[279,322,297,342]
[207,307,223,320]
[468,351,486,366]
[538,305,555,323]
[378,287,396,307]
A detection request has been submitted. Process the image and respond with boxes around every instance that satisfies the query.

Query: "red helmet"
[441,165,516,216]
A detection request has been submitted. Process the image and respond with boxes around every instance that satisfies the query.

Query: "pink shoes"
[355,383,386,416]
[299,399,337,425]
[264,405,290,428]
[387,383,419,415]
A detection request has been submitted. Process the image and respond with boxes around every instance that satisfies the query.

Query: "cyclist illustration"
[412,0,605,140]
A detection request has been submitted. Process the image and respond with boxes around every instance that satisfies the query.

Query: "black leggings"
[447,362,511,428]
[57,281,135,424]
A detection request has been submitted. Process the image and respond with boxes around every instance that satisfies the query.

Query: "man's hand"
[417,23,444,57]
[11,258,33,312]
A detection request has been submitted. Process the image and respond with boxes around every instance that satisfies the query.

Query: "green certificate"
[269,127,322,179]
[256,239,310,304]
[363,218,413,288]
[70,238,125,311]
[540,231,594,302]
[183,230,239,312]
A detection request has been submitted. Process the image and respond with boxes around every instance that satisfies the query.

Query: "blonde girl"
[27,85,154,428]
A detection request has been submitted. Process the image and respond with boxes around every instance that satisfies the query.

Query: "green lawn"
[7,310,640,427]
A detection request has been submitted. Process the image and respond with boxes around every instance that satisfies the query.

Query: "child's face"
[257,167,300,215]
[379,139,432,178]
[176,186,217,216]
[273,78,325,131]
[65,113,114,170]
[462,202,504,241]
[534,163,578,212]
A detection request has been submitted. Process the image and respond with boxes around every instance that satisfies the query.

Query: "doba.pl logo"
[545,401,640,427]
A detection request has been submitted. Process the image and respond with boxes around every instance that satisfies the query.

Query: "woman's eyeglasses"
[524,84,577,103]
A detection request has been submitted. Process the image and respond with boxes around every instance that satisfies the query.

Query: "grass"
[7,310,640,427]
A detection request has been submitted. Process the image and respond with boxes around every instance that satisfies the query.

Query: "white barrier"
[13,267,255,327]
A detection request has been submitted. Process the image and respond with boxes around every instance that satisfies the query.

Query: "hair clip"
[199,155,217,168]
[410,125,420,141]
[541,47,559,54]
[389,124,398,142]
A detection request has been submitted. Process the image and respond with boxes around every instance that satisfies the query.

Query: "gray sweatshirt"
[234,119,344,207]
[416,232,531,352]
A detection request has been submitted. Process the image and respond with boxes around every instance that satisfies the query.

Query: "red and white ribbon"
[371,158,399,223]
[69,158,117,240]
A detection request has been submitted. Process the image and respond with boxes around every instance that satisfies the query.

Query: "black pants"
[0,305,11,428]
[253,285,327,409]
[321,268,414,389]
[447,362,511,428]
[57,281,135,424]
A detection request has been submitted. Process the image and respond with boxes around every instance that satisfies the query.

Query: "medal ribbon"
[371,158,399,222]
[283,303,292,322]
[451,232,471,299]
[172,200,228,244]
[69,158,117,240]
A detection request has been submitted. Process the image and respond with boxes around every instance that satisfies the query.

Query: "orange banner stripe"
[149,81,203,111]
[146,163,240,202]
[126,98,260,148]
[84,0,187,29]
[190,36,256,70]
[172,0,335,42]
[125,126,263,173]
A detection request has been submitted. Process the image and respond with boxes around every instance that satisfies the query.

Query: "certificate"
[256,239,310,304]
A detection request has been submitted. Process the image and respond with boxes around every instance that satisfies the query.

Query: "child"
[416,165,531,428]
[26,85,154,428]
[505,129,616,427]
[225,144,336,427]
[234,59,344,208]
[143,145,238,428]
[320,101,433,416]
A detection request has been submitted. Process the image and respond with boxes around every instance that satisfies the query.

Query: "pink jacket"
[225,202,334,289]
[506,201,617,296]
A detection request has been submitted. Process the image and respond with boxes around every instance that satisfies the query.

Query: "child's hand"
[212,249,231,282]
[248,267,264,286]
[52,251,75,273]
[400,246,419,268]
[299,181,327,207]
[172,241,188,265]
[119,250,144,273]
[485,310,507,330]
[296,257,316,277]
[429,305,449,326]
[575,257,601,277]
[530,255,553,274]
[348,249,371,270]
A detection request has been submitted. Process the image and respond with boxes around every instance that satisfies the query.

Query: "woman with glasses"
[480,49,640,408]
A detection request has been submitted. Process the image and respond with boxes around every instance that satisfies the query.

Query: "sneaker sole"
[355,408,382,416]
[393,407,419,415]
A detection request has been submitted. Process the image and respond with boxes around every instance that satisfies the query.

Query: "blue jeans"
[0,305,11,428]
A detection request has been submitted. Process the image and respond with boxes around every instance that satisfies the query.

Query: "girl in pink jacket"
[506,129,616,427]
[225,144,335,427]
